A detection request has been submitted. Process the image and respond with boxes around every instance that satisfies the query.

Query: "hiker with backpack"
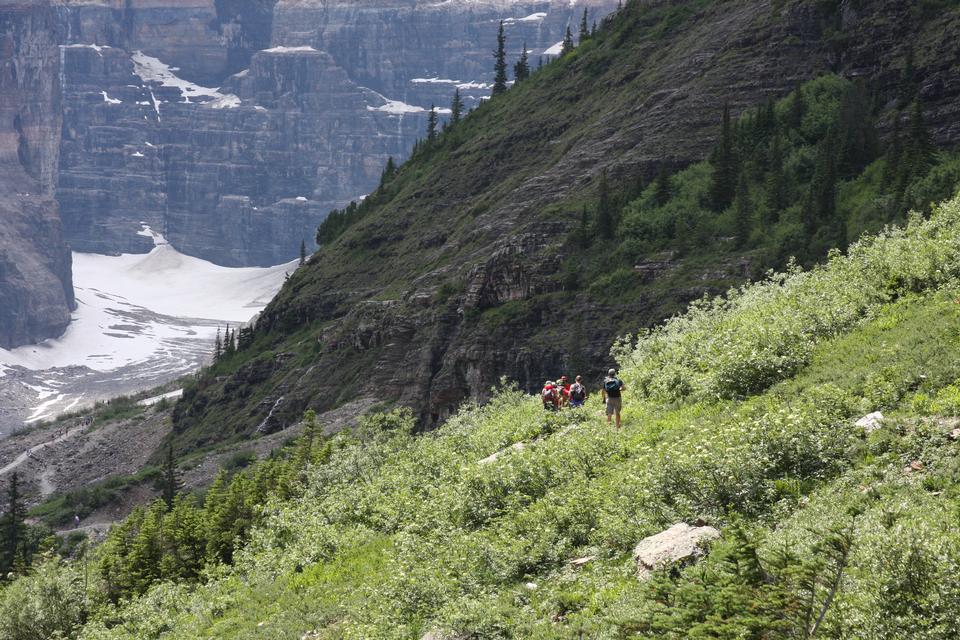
[541,380,559,411]
[602,368,625,427]
[569,375,587,408]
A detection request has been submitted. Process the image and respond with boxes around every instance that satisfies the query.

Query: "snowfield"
[0,228,295,432]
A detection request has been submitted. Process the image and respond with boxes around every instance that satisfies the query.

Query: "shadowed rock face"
[0,1,75,349]
[53,0,620,266]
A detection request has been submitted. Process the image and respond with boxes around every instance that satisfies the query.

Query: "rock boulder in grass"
[421,631,467,640]
[633,522,721,580]
[855,412,885,434]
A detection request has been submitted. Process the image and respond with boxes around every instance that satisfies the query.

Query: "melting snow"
[456,81,492,90]
[138,389,184,407]
[503,12,547,23]
[543,41,565,56]
[0,225,294,374]
[411,77,460,84]
[62,43,110,56]
[368,100,427,115]
[101,91,122,105]
[132,51,225,104]
[131,151,144,158]
[209,94,242,109]
[262,45,319,53]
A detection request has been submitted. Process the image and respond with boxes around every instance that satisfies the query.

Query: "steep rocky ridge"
[169,0,960,448]
[0,0,75,348]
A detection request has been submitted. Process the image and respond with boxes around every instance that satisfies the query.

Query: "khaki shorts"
[605,396,622,415]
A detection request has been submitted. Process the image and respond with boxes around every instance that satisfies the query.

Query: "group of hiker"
[541,368,626,428]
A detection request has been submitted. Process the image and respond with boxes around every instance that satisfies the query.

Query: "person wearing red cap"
[541,380,559,411]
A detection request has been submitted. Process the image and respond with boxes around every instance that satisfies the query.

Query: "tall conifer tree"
[595,170,615,239]
[579,8,589,43]
[561,26,575,55]
[513,44,530,82]
[427,105,438,141]
[450,89,463,124]
[709,104,738,212]
[492,21,508,96]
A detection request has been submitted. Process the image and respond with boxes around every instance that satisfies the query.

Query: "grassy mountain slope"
[7,192,960,639]
[167,0,960,454]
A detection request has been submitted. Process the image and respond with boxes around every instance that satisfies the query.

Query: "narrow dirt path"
[0,425,86,477]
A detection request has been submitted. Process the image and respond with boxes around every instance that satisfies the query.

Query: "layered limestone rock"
[0,0,75,349]
[52,0,620,265]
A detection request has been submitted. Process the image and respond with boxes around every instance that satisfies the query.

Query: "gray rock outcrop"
[0,0,76,349]
[633,522,721,580]
[53,0,620,266]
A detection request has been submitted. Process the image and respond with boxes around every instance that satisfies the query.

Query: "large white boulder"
[633,522,721,580]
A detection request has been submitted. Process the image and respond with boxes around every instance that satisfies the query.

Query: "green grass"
[15,195,955,639]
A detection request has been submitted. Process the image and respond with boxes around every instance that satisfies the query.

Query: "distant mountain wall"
[0,1,75,349]
[54,0,620,266]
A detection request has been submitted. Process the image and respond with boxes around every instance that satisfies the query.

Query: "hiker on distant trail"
[541,380,559,411]
[556,378,570,408]
[558,375,572,408]
[569,375,587,408]
[74,514,81,527]
[602,368,625,428]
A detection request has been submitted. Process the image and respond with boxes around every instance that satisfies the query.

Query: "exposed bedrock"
[53,0,620,266]
[0,1,75,349]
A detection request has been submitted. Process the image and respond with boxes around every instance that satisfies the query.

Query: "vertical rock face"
[52,0,620,266]
[0,1,75,349]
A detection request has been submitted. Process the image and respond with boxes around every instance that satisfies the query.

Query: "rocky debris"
[950,428,960,441]
[477,441,526,465]
[634,251,677,283]
[569,555,595,568]
[856,411,885,434]
[421,630,467,640]
[904,460,925,474]
[633,522,721,580]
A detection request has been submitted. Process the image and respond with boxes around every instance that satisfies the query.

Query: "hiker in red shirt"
[558,375,572,408]
[541,380,559,411]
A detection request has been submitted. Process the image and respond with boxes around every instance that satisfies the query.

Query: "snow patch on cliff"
[262,45,319,54]
[101,91,121,105]
[543,41,564,55]
[132,51,225,104]
[503,12,547,23]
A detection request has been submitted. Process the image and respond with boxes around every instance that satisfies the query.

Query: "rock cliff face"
[54,0,619,265]
[0,1,75,349]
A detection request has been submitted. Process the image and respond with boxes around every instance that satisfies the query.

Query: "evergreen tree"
[579,8,589,43]
[161,442,181,510]
[765,130,786,219]
[214,327,222,363]
[734,172,752,247]
[561,26,575,55]
[0,472,25,573]
[299,239,306,266]
[427,105,438,141]
[513,44,530,82]
[882,112,903,187]
[805,133,838,233]
[654,165,672,206]
[787,85,807,132]
[836,82,880,179]
[450,89,464,124]
[595,170,615,240]
[709,104,738,212]
[237,326,254,351]
[380,156,397,186]
[578,205,590,248]
[492,21,508,96]
[903,99,933,178]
